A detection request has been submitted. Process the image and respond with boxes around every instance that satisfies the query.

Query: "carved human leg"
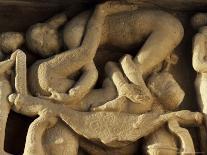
[92,60,153,113]
[0,51,19,155]
[78,78,117,111]
[27,2,144,102]
[9,92,203,148]
[64,4,183,79]
[133,20,183,76]
[43,121,79,155]
[23,112,58,155]
[28,2,129,103]
[168,119,195,155]
[29,4,106,96]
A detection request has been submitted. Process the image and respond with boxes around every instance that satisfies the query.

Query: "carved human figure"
[11,2,140,155]
[0,32,24,155]
[9,48,203,155]
[27,2,140,105]
[64,5,184,78]
[26,1,184,107]
[8,89,203,155]
[192,26,207,129]
[26,13,67,57]
[92,53,197,154]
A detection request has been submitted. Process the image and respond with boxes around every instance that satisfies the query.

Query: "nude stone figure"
[92,52,197,154]
[191,24,207,153]
[8,89,203,155]
[27,2,141,106]
[0,32,24,155]
[64,5,184,78]
[9,2,142,155]
[25,1,184,109]
[192,26,207,128]
[9,48,202,155]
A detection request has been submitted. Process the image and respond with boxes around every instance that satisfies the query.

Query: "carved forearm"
[83,78,117,110]
[67,62,98,101]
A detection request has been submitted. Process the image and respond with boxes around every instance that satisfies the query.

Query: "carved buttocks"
[0,1,206,155]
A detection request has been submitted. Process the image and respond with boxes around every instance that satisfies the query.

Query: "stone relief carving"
[0,1,206,155]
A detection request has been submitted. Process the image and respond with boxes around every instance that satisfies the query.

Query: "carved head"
[0,32,24,53]
[199,26,207,35]
[26,23,62,57]
[191,13,207,29]
[147,72,185,110]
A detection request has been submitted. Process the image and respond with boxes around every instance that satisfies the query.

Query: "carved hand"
[160,110,203,126]
[48,88,81,104]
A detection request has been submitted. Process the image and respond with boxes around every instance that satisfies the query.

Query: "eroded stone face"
[0,1,206,155]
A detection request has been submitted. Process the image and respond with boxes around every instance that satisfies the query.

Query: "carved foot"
[160,110,203,126]
[91,96,128,112]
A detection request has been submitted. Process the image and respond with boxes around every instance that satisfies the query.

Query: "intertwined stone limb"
[92,59,153,114]
[23,112,58,155]
[76,78,117,111]
[9,92,203,149]
[28,2,134,106]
